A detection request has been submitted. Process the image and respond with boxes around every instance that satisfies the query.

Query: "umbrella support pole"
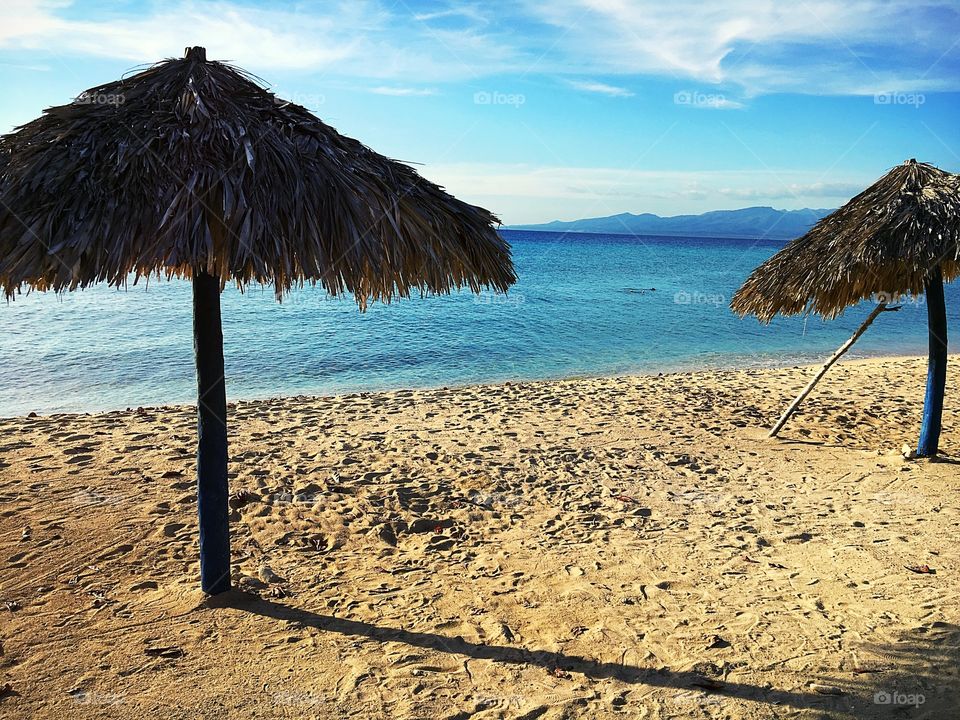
[917,267,948,457]
[193,271,231,594]
[769,303,896,438]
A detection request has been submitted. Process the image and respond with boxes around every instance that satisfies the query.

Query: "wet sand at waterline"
[0,356,957,719]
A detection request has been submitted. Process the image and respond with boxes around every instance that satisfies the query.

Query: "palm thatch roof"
[731,160,960,322]
[0,47,515,306]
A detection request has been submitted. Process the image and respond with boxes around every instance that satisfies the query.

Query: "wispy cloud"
[0,1,956,93]
[0,0,362,70]
[567,80,633,97]
[369,86,438,96]
[413,5,489,26]
[703,98,744,110]
[0,0,522,79]
[417,163,871,223]
[718,182,866,200]
[0,60,50,72]
[717,182,865,200]
[525,0,960,95]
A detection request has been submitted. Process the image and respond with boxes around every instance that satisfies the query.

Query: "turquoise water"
[0,229,956,416]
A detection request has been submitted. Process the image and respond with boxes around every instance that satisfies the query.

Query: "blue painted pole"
[917,266,948,457]
[193,270,231,594]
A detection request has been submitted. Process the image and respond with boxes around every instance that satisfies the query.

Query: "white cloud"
[0,60,50,71]
[706,98,744,110]
[0,0,521,79]
[0,0,363,70]
[369,86,438,96]
[418,163,872,223]
[718,182,866,200]
[413,5,489,25]
[525,0,960,95]
[0,1,956,94]
[567,80,633,97]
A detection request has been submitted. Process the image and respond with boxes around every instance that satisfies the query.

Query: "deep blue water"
[0,229,956,416]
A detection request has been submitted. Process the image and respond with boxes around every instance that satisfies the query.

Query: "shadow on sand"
[208,592,959,718]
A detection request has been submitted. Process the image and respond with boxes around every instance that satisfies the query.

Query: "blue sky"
[1,0,958,224]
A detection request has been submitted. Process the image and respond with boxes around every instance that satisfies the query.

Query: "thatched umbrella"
[731,159,958,455]
[0,47,515,594]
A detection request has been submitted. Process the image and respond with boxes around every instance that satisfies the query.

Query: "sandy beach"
[0,355,957,719]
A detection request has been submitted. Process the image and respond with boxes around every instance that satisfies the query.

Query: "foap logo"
[473,90,525,108]
[870,491,930,506]
[72,489,126,506]
[274,691,325,707]
[673,691,724,709]
[70,691,125,706]
[476,694,524,709]
[270,490,324,507]
[75,91,125,106]
[873,690,925,707]
[673,90,728,108]
[280,291,347,307]
[674,290,726,307]
[274,91,326,110]
[467,490,526,509]
[473,290,525,306]
[874,92,925,108]
[872,290,924,306]
[668,489,727,506]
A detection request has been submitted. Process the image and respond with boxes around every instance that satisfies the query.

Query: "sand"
[0,355,957,719]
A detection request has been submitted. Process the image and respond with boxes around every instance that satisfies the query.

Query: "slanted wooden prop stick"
[769,302,900,438]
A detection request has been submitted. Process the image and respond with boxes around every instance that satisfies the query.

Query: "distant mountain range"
[507,206,833,240]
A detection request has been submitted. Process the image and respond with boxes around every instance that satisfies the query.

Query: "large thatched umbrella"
[732,159,958,456]
[0,47,515,594]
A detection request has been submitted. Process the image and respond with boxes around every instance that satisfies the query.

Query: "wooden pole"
[769,303,896,438]
[193,270,231,594]
[917,266,948,457]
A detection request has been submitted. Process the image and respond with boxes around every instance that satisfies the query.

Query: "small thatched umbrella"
[0,47,515,594]
[732,159,958,455]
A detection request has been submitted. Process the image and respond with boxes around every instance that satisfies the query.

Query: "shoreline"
[5,351,956,421]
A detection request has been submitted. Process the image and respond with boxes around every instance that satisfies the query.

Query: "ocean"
[1,229,956,417]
